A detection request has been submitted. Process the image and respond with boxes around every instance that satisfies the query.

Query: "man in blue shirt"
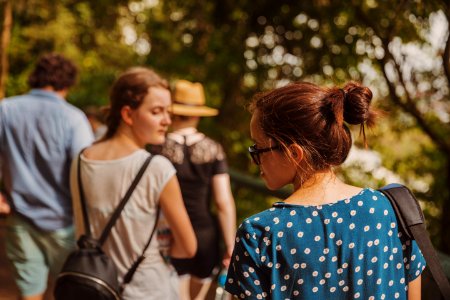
[0,53,94,300]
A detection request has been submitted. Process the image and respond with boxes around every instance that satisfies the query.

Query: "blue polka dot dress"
[225,188,425,299]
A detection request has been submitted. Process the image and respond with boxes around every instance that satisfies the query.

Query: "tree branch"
[379,56,450,154]
[356,4,450,154]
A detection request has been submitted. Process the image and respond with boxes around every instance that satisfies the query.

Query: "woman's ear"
[121,105,133,126]
[289,144,304,163]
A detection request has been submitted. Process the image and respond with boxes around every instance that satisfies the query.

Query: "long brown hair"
[103,67,168,140]
[249,81,377,181]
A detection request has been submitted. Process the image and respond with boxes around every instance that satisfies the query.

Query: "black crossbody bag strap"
[77,150,92,236]
[77,152,153,242]
[121,205,161,290]
[379,184,450,300]
[98,155,153,245]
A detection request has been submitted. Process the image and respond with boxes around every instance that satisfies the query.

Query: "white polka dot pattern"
[225,188,426,299]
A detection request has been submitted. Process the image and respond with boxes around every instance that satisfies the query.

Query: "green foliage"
[5,0,139,106]
[3,0,450,252]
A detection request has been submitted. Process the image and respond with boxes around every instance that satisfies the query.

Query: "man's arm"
[212,173,236,268]
[70,114,94,158]
[0,121,8,215]
[0,192,10,215]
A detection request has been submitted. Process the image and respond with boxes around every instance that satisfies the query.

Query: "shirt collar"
[167,127,204,145]
[171,127,198,135]
[29,89,65,102]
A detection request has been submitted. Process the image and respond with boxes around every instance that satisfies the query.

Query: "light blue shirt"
[0,89,94,231]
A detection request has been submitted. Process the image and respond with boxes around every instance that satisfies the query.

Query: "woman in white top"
[70,67,197,299]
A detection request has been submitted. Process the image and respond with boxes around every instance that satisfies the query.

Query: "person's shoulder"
[62,101,86,116]
[0,94,28,106]
[243,208,275,222]
[201,135,223,147]
[0,94,38,120]
[163,135,183,147]
[358,188,391,206]
[148,152,176,170]
[196,134,226,158]
[238,207,280,234]
[352,187,395,219]
[1,93,26,101]
[151,152,173,164]
[58,102,91,127]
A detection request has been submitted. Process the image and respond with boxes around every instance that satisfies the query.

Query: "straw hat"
[171,80,219,117]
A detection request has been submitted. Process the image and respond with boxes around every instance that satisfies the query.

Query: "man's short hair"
[27,53,78,91]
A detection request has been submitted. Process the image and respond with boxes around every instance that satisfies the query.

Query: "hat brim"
[170,104,219,117]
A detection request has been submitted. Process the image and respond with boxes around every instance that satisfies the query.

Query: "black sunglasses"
[248,144,282,165]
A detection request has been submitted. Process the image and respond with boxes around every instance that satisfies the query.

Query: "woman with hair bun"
[225,82,425,299]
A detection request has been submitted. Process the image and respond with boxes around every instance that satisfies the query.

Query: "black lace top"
[152,129,228,229]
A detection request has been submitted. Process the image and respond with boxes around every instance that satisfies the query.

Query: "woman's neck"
[84,129,141,160]
[109,131,142,150]
[286,171,362,206]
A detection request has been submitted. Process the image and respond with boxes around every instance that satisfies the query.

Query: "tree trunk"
[442,158,450,253]
[0,0,12,99]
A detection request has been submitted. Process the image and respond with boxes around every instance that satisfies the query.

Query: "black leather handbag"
[54,154,158,300]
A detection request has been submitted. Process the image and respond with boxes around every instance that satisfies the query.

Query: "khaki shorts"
[5,213,75,296]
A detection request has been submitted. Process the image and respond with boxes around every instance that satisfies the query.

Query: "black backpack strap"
[99,155,153,245]
[121,205,161,291]
[379,184,450,300]
[77,150,91,236]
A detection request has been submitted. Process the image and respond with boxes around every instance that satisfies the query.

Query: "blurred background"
[0,0,449,299]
